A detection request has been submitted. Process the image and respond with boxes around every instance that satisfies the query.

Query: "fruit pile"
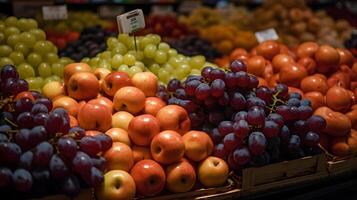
[170,35,221,60]
[158,61,325,170]
[40,63,229,199]
[0,65,111,198]
[59,25,116,61]
[83,33,216,84]
[252,0,352,47]
[217,40,357,158]
[0,16,73,93]
[137,14,197,40]
[46,31,80,49]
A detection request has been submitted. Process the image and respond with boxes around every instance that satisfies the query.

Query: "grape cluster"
[0,16,73,92]
[159,60,326,170]
[170,35,221,60]
[59,25,116,62]
[0,65,111,198]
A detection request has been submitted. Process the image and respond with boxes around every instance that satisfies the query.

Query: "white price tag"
[178,0,202,14]
[42,5,68,20]
[116,9,145,34]
[255,28,279,43]
[151,5,174,15]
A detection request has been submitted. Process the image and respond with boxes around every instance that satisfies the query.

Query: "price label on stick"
[255,28,279,43]
[116,9,145,34]
[42,5,68,20]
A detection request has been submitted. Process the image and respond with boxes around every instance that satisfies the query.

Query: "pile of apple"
[42,63,229,199]
[215,40,357,158]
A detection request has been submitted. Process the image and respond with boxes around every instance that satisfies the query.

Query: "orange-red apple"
[96,170,136,200]
[182,131,214,162]
[198,156,229,187]
[165,160,196,193]
[103,142,134,172]
[102,72,132,97]
[131,72,158,97]
[130,159,165,197]
[94,68,111,88]
[64,63,92,85]
[156,105,191,135]
[112,111,134,131]
[128,114,160,146]
[144,97,166,116]
[105,128,131,146]
[113,86,145,114]
[151,130,185,165]
[78,102,112,132]
[67,72,99,101]
[53,96,79,117]
[69,115,78,127]
[85,130,102,137]
[88,96,113,113]
[132,145,152,163]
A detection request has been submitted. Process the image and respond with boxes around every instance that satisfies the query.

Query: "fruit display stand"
[326,156,357,176]
[240,154,327,195]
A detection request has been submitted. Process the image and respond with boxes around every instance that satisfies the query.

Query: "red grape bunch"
[0,65,112,198]
[157,60,326,170]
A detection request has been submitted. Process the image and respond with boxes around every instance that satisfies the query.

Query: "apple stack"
[0,65,111,198]
[45,63,229,199]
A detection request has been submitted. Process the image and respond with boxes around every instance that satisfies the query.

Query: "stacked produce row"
[1,4,357,198]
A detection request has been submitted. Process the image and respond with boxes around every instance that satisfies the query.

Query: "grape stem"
[5,117,18,128]
[267,90,286,114]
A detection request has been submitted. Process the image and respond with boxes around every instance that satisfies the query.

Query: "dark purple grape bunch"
[1,65,29,98]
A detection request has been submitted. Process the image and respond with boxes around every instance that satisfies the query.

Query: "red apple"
[112,111,134,131]
[198,156,229,187]
[94,68,111,89]
[182,131,214,162]
[67,72,99,101]
[78,102,112,132]
[151,130,185,165]
[64,63,92,85]
[144,97,166,116]
[128,114,160,146]
[156,105,191,135]
[166,160,196,193]
[85,130,102,137]
[103,142,134,172]
[130,159,165,197]
[53,96,79,117]
[132,145,152,163]
[69,115,78,127]
[105,128,131,146]
[102,72,133,97]
[96,170,136,200]
[88,96,113,113]
[131,72,158,97]
[113,86,146,114]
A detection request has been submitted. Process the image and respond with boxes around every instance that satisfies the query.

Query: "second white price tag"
[42,5,68,20]
[116,9,145,34]
[255,28,279,43]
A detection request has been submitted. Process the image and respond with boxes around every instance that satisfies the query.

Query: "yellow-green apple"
[198,156,229,187]
[131,72,158,97]
[113,86,146,114]
[67,72,99,100]
[42,81,65,100]
[165,160,196,193]
[130,159,165,197]
[112,111,134,131]
[144,97,166,116]
[96,170,136,200]
[128,114,160,146]
[69,115,78,127]
[132,145,152,163]
[53,96,79,117]
[103,142,134,172]
[150,130,185,165]
[85,130,102,137]
[78,102,112,132]
[182,131,214,162]
[64,63,92,85]
[88,96,113,113]
[102,72,133,97]
[156,105,191,135]
[105,128,131,146]
[94,67,111,88]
